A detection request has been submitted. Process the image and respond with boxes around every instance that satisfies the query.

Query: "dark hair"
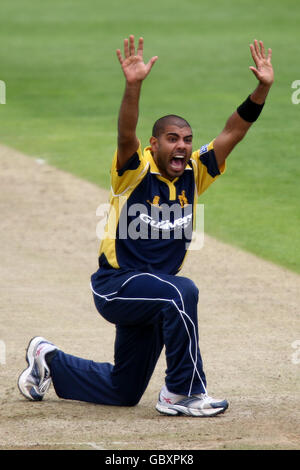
[152,115,192,138]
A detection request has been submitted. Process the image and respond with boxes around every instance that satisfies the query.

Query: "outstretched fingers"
[267,47,272,63]
[254,39,262,58]
[250,40,260,65]
[129,35,136,56]
[259,40,266,59]
[248,39,274,86]
[124,37,130,58]
[116,37,130,64]
[137,37,144,57]
[145,55,159,74]
[116,35,158,82]
[116,35,144,62]
[250,39,271,64]
[116,48,123,65]
[249,39,273,67]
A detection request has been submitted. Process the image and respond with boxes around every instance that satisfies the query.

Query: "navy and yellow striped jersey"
[98,140,225,275]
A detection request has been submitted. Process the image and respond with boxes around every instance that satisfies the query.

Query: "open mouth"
[169,155,186,172]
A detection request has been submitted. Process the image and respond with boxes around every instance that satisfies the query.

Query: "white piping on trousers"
[117,273,202,396]
[90,272,207,396]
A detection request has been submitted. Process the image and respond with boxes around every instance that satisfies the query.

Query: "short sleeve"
[110,143,149,195]
[190,140,226,196]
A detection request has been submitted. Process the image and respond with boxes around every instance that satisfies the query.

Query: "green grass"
[0,0,300,273]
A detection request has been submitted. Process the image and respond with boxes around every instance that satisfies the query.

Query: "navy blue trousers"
[50,268,207,406]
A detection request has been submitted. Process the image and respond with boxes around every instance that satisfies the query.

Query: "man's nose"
[176,139,186,150]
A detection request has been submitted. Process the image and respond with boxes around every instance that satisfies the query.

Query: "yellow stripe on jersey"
[110,143,149,196]
[100,144,149,268]
[190,140,226,196]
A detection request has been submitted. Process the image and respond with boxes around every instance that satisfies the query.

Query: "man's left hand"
[249,39,274,86]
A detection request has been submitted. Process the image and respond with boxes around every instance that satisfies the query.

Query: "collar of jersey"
[143,146,193,176]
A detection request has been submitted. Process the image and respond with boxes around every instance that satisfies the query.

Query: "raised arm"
[116,35,158,169]
[213,40,274,167]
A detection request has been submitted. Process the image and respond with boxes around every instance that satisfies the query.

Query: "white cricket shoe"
[156,387,229,417]
[18,336,58,401]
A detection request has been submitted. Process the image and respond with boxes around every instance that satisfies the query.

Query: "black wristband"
[237,95,265,122]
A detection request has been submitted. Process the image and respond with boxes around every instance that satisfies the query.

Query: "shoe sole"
[18,336,47,401]
[156,401,228,417]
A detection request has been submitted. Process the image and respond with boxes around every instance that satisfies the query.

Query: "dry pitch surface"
[0,144,299,450]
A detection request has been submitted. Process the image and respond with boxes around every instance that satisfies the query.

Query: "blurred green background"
[0,0,299,273]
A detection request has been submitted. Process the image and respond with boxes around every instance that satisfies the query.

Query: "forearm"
[115,35,158,168]
[118,81,142,145]
[224,81,272,137]
[250,82,272,105]
[209,39,274,167]
[213,84,272,166]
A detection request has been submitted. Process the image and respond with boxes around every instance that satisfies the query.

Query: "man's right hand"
[116,35,158,84]
[116,35,158,170]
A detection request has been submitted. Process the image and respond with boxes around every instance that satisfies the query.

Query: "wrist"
[237,95,265,122]
[125,80,143,90]
[250,82,272,105]
[123,81,142,102]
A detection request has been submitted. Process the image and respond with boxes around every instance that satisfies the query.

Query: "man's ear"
[150,136,158,152]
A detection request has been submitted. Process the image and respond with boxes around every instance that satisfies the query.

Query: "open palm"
[249,40,274,86]
[116,35,158,84]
